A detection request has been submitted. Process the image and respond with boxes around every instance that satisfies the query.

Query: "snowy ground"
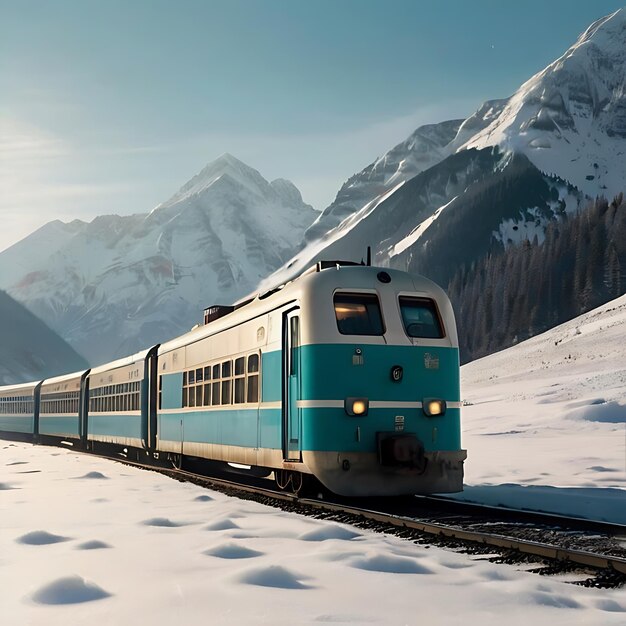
[2,442,625,625]
[459,294,626,523]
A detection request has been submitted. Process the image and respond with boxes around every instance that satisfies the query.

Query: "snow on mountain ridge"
[0,154,317,364]
[160,153,276,209]
[259,9,626,296]
[303,118,464,243]
[462,8,626,198]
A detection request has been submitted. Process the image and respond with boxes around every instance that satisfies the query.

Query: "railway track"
[98,449,626,589]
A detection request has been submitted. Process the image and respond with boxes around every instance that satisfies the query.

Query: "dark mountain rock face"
[0,290,89,385]
[261,10,625,300]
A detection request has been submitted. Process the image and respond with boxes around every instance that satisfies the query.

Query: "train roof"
[88,346,156,376]
[0,380,42,395]
[41,369,90,387]
[159,263,448,355]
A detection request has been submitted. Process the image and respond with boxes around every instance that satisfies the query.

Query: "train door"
[282,308,301,461]
[146,345,160,452]
[79,371,90,449]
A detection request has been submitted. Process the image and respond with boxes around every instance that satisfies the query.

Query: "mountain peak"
[575,8,626,49]
[159,153,269,209]
[457,8,626,199]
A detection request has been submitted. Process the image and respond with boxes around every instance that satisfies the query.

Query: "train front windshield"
[333,293,384,336]
[399,297,444,338]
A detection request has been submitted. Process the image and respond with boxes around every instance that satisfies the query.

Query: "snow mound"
[74,471,109,480]
[526,591,581,610]
[193,494,214,502]
[566,400,626,423]
[0,482,16,490]
[203,543,263,559]
[140,517,187,528]
[75,540,111,550]
[299,525,361,542]
[595,599,626,613]
[349,553,432,574]
[31,576,111,605]
[204,518,240,531]
[236,565,311,589]
[17,530,71,545]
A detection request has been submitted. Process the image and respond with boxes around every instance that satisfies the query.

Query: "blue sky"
[1,0,624,251]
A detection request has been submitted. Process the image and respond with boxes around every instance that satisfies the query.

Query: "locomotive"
[0,262,466,496]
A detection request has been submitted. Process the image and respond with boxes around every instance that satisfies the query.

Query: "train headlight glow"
[423,398,446,417]
[345,397,369,416]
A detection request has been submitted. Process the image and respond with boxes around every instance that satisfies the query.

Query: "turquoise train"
[0,262,466,496]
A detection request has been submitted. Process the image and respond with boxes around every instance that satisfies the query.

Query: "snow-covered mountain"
[260,9,626,291]
[303,118,464,243]
[461,9,626,199]
[0,290,89,385]
[0,154,317,365]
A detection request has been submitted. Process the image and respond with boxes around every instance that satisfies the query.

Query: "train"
[0,261,466,496]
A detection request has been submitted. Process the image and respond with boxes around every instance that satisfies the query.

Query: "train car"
[86,347,158,451]
[156,263,466,496]
[0,380,41,441]
[38,370,90,442]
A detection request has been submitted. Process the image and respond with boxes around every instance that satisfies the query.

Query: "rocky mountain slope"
[0,154,316,364]
[0,290,89,385]
[260,9,626,292]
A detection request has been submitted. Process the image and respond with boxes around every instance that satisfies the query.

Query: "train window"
[221,379,232,405]
[234,357,246,404]
[188,388,196,407]
[213,364,220,380]
[195,386,203,406]
[196,368,203,382]
[334,293,384,336]
[235,357,245,376]
[222,360,231,378]
[204,366,211,380]
[234,378,245,404]
[188,370,195,384]
[248,354,259,373]
[399,297,444,339]
[203,383,211,406]
[246,375,259,403]
[182,386,187,408]
[212,381,220,405]
[290,316,299,375]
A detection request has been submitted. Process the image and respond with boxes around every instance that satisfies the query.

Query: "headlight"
[345,397,368,416]
[423,398,446,417]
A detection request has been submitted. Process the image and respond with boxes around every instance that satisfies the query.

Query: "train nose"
[377,433,426,471]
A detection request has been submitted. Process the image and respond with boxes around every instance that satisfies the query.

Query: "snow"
[389,195,457,257]
[462,9,626,201]
[2,293,626,621]
[254,180,406,295]
[2,442,625,625]
[3,259,626,620]
[0,154,317,365]
[261,9,626,291]
[458,293,626,523]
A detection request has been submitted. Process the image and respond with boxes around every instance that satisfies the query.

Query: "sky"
[1,0,625,252]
